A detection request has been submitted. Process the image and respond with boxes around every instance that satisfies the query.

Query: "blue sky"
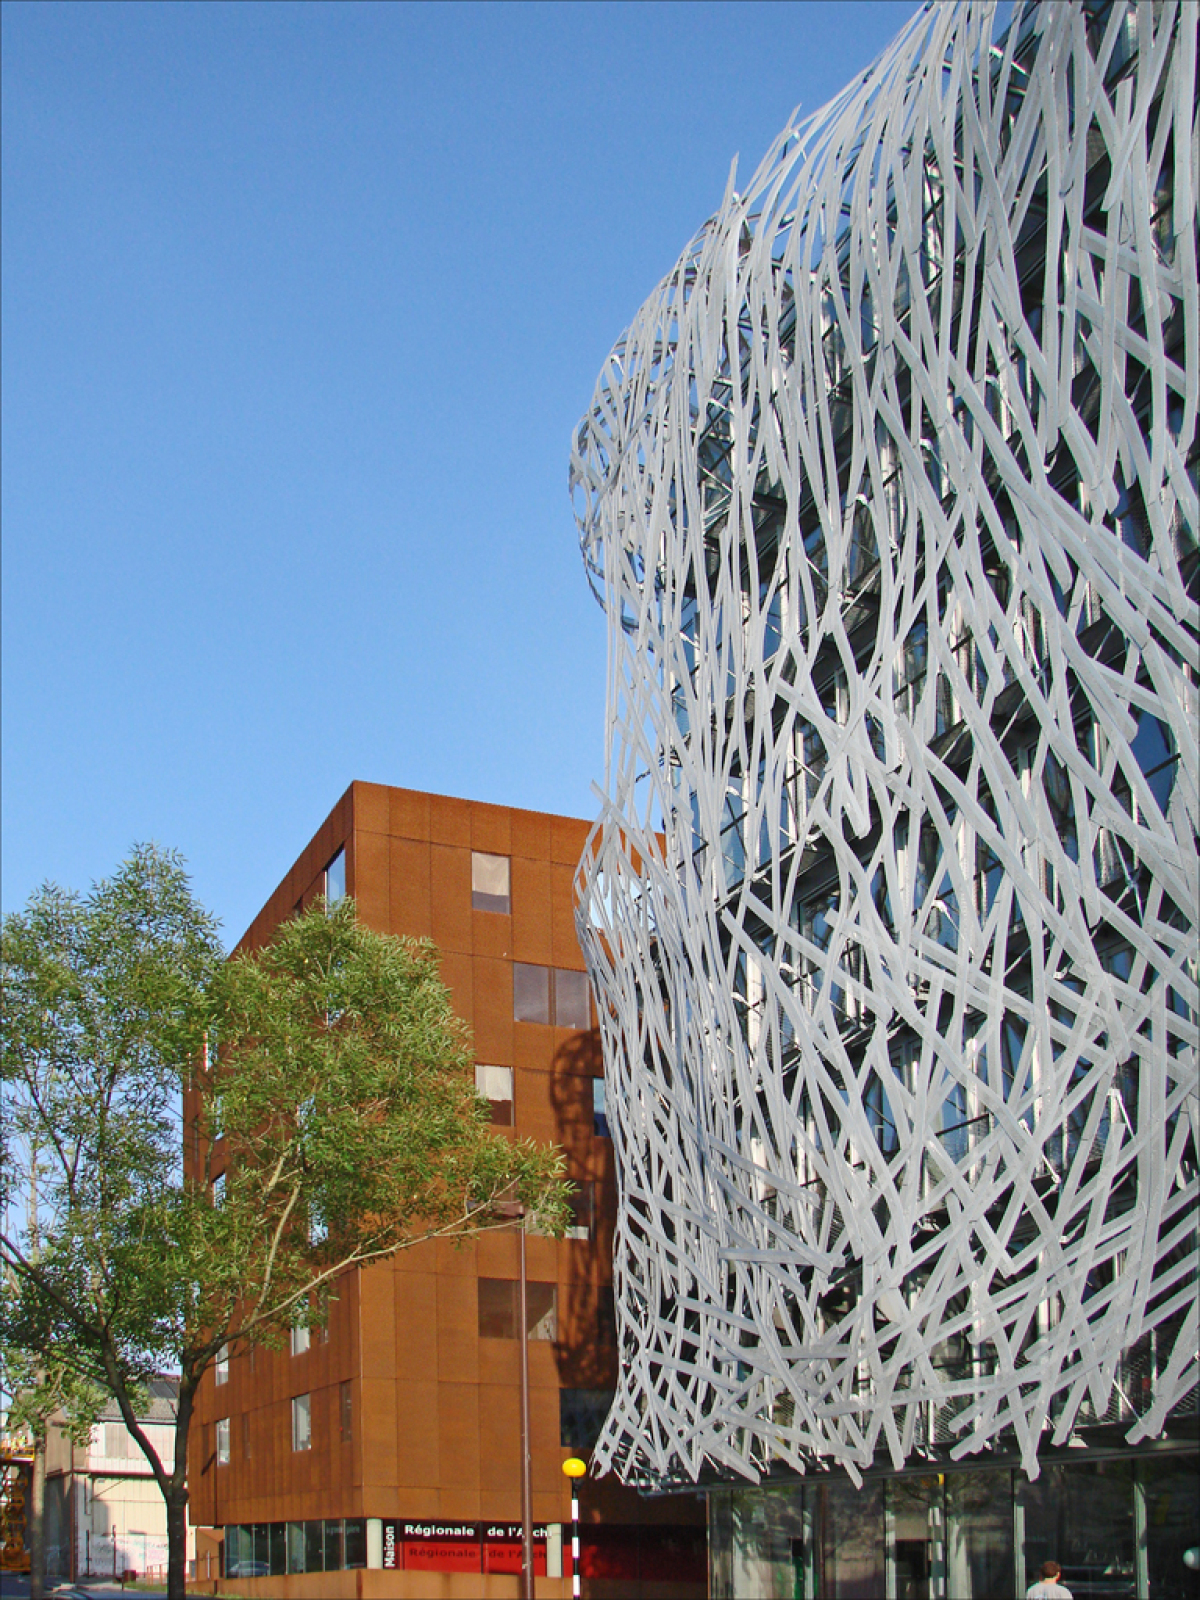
[2,0,918,945]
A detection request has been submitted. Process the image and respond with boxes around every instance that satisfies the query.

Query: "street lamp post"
[497,1201,535,1600]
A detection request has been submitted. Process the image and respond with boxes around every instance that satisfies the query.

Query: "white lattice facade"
[570,0,1198,1488]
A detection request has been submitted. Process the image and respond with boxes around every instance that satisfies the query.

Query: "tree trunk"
[166,1484,191,1600]
[29,1431,46,1600]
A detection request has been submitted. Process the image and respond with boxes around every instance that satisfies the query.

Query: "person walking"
[1026,1559,1072,1598]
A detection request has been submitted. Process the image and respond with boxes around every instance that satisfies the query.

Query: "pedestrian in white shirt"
[1026,1559,1072,1598]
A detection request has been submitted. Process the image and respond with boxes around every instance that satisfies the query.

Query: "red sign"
[380,1520,549,1574]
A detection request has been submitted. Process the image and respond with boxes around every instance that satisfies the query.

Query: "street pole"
[517,1213,534,1600]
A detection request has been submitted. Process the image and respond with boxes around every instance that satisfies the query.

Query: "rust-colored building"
[186,781,705,1599]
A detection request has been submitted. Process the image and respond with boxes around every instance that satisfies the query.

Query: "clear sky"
[3,0,919,946]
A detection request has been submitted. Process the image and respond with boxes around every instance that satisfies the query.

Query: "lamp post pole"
[517,1212,534,1600]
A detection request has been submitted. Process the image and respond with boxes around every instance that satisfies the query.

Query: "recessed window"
[514,964,593,1028]
[212,1171,226,1206]
[559,1388,615,1449]
[215,1344,229,1386]
[471,851,511,914]
[291,1394,311,1452]
[477,1278,557,1341]
[242,1414,253,1460]
[555,969,591,1028]
[290,1325,310,1356]
[593,1078,610,1137]
[566,1181,594,1241]
[340,1380,352,1443]
[216,1417,230,1466]
[325,849,346,906]
[475,1064,514,1125]
[514,962,550,1024]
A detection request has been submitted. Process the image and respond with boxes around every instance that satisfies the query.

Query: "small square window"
[215,1344,229,1385]
[290,1325,310,1357]
[593,1078,610,1138]
[514,963,551,1025]
[325,849,346,906]
[555,969,591,1029]
[471,852,510,914]
[216,1417,230,1466]
[340,1380,353,1443]
[291,1394,311,1452]
[475,1064,514,1126]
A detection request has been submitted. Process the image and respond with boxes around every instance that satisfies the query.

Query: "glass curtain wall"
[710,1454,1198,1600]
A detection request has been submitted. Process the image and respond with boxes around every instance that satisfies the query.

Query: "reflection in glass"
[819,1477,884,1597]
[1019,1461,1136,1599]
[946,1469,1013,1599]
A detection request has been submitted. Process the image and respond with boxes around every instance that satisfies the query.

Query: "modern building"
[186,781,705,1598]
[42,1377,193,1584]
[569,0,1197,1594]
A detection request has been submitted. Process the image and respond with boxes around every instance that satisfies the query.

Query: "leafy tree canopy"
[1,844,570,1599]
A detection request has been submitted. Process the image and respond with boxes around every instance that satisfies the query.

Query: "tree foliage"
[0,845,570,1598]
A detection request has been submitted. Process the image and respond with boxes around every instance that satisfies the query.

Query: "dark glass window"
[478,1277,557,1340]
[324,1520,344,1572]
[567,1181,594,1240]
[515,963,592,1028]
[269,1523,286,1578]
[339,1379,352,1442]
[344,1519,366,1570]
[560,1388,615,1449]
[325,849,346,906]
[305,1520,324,1573]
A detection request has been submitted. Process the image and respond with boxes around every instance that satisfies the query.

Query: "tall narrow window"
[325,849,346,906]
[216,1417,230,1466]
[290,1325,310,1356]
[566,1181,594,1241]
[471,852,510,913]
[242,1414,253,1460]
[215,1344,229,1385]
[514,963,551,1024]
[555,969,591,1028]
[475,1064,514,1125]
[339,1380,352,1443]
[291,1394,311,1452]
[593,1078,609,1137]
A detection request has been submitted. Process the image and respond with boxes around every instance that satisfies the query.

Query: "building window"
[211,1171,225,1205]
[103,1423,129,1459]
[560,1388,615,1449]
[340,1380,352,1443]
[477,1278,558,1341]
[471,851,511,913]
[216,1417,230,1466]
[566,1181,594,1241]
[555,968,591,1028]
[514,964,592,1028]
[290,1324,310,1356]
[475,1064,514,1125]
[325,848,346,906]
[598,1284,616,1344]
[215,1344,229,1385]
[291,1394,311,1452]
[593,1077,609,1137]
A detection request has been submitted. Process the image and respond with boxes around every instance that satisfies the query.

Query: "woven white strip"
[570,0,1198,1486]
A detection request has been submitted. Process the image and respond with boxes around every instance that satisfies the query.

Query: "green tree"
[1,845,570,1600]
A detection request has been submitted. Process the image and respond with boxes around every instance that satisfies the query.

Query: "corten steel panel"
[434,950,474,1027]
[477,1382,522,1495]
[512,1024,554,1074]
[550,815,588,866]
[351,826,391,932]
[512,1066,559,1145]
[393,1380,440,1489]
[393,1268,438,1364]
[433,1237,478,1279]
[429,792,471,847]
[477,1338,521,1392]
[350,780,391,839]
[549,862,584,971]
[389,784,432,842]
[510,856,553,964]
[470,908,513,962]
[429,845,472,953]
[474,1230,521,1279]
[470,955,514,1061]
[359,1266,398,1379]
[522,1235,559,1285]
[436,1381,482,1493]
[469,800,512,856]
[389,837,433,937]
[434,1273,480,1385]
[510,807,552,862]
